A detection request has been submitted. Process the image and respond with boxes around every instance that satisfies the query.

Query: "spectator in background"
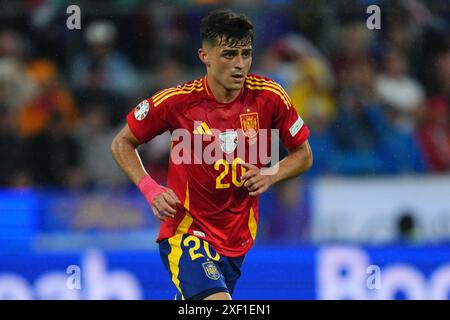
[331,56,426,174]
[417,97,450,171]
[256,46,284,85]
[0,29,36,187]
[147,57,189,94]
[150,8,194,67]
[140,57,190,182]
[431,46,450,101]
[417,45,450,172]
[331,22,374,85]
[27,111,81,187]
[256,33,334,92]
[16,59,78,138]
[373,46,431,173]
[290,57,336,175]
[290,57,336,123]
[0,30,36,116]
[74,104,128,188]
[375,47,425,133]
[330,58,385,174]
[255,33,336,176]
[7,58,82,187]
[70,20,139,99]
[74,60,128,127]
[0,106,31,187]
[397,210,421,243]
[0,29,26,60]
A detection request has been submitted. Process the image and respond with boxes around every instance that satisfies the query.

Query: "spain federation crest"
[202,261,221,280]
[219,131,238,154]
[240,112,259,144]
[134,100,149,121]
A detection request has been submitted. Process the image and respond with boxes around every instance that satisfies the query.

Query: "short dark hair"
[200,9,254,47]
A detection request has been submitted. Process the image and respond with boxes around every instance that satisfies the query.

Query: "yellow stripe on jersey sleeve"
[152,87,176,102]
[153,82,202,104]
[152,80,202,102]
[246,77,293,109]
[245,83,291,109]
[247,76,293,102]
[153,83,204,108]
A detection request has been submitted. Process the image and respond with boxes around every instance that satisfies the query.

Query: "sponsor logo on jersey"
[192,121,212,135]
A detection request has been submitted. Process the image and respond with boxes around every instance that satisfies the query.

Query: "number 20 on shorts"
[183,235,220,261]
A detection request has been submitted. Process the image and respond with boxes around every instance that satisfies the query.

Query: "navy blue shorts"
[159,233,245,300]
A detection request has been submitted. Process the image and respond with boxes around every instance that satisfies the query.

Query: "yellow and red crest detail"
[240,112,259,138]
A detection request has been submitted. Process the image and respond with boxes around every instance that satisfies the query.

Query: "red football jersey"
[126,74,309,257]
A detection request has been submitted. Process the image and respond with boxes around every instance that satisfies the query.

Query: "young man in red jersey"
[111,9,313,300]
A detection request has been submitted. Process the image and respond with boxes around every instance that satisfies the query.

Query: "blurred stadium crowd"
[0,0,449,190]
[2,2,450,299]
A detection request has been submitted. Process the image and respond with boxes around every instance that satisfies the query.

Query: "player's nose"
[234,55,245,69]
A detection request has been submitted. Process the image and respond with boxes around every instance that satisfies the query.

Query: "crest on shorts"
[202,261,220,280]
[240,112,259,144]
[219,131,238,154]
[134,100,149,121]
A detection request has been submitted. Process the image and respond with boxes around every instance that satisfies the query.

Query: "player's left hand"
[241,163,275,196]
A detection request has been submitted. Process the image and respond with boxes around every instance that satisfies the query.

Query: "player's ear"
[198,48,210,67]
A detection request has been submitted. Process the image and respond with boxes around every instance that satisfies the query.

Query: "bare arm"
[111,124,148,185]
[242,140,313,196]
[111,124,180,221]
[270,139,313,184]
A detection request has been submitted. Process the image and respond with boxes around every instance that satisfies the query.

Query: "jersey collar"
[202,76,244,105]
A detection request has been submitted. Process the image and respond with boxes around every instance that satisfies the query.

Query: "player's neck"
[205,76,242,104]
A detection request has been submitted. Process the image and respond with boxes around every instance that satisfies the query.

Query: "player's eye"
[222,51,236,58]
[242,51,252,58]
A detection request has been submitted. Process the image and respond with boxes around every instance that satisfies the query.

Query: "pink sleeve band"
[137,175,166,205]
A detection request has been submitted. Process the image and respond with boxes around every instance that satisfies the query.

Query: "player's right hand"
[150,188,181,222]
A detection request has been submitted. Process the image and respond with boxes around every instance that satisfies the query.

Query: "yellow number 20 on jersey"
[214,158,246,189]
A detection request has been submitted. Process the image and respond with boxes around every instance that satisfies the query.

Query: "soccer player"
[111,9,313,300]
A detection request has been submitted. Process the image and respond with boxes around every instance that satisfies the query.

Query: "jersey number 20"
[214,158,247,189]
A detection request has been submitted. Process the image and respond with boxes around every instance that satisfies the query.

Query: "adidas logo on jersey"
[193,121,212,135]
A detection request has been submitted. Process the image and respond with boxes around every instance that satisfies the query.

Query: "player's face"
[201,38,253,91]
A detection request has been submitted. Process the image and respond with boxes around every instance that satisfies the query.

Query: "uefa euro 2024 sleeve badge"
[134,100,150,121]
[240,112,259,145]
